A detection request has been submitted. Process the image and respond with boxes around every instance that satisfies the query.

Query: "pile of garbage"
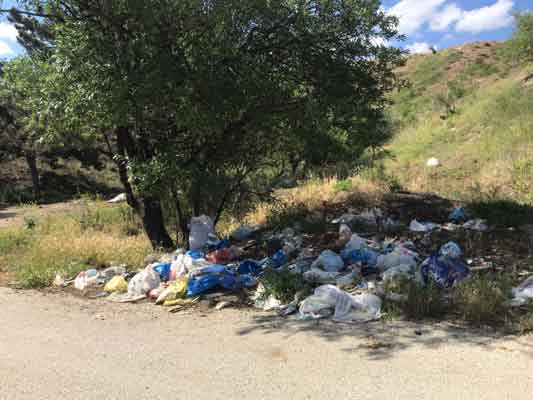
[64,206,533,323]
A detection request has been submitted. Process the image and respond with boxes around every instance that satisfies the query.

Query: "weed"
[334,179,353,193]
[260,267,312,304]
[518,311,533,334]
[385,279,449,320]
[452,275,512,325]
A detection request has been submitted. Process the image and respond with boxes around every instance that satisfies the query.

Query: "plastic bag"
[344,234,366,251]
[303,269,341,283]
[449,207,467,223]
[420,255,470,288]
[409,219,439,232]
[376,249,417,271]
[382,264,414,282]
[510,276,533,306]
[104,275,128,293]
[74,269,98,291]
[153,262,172,281]
[231,225,256,241]
[187,265,237,297]
[310,250,344,272]
[155,277,189,305]
[341,248,378,266]
[463,219,488,232]
[299,285,381,323]
[439,241,462,259]
[189,215,215,250]
[127,265,161,296]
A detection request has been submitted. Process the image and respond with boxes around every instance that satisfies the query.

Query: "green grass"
[386,47,533,208]
[452,275,513,326]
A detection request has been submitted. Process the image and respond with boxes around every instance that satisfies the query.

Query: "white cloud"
[0,22,18,41]
[455,0,514,34]
[0,40,13,55]
[388,0,446,35]
[406,42,434,54]
[430,3,463,31]
[388,0,515,38]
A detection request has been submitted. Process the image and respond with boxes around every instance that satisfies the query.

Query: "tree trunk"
[25,151,40,200]
[140,197,174,250]
[173,189,190,249]
[114,127,174,250]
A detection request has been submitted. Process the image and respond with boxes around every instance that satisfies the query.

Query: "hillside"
[385,41,533,205]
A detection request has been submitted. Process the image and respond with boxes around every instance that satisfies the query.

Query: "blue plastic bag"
[449,207,467,223]
[237,260,263,276]
[153,262,172,281]
[259,250,288,269]
[186,250,204,260]
[420,255,470,288]
[340,248,378,266]
[187,265,238,296]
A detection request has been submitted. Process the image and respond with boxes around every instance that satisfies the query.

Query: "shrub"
[453,275,512,325]
[260,267,312,304]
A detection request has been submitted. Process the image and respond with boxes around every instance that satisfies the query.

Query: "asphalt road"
[1,287,533,399]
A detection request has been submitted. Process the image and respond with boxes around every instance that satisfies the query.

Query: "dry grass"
[0,201,152,288]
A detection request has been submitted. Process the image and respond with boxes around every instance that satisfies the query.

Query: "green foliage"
[0,228,33,254]
[74,203,142,235]
[469,199,533,227]
[260,267,311,304]
[6,0,405,247]
[453,275,512,325]
[507,12,533,62]
[385,278,448,320]
[334,179,353,193]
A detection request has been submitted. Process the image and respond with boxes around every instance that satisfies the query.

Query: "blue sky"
[383,0,532,53]
[0,0,532,57]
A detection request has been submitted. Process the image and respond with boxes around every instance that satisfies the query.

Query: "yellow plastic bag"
[104,275,128,293]
[155,276,189,304]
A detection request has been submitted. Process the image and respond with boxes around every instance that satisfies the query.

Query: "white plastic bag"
[376,248,417,271]
[382,264,414,282]
[74,269,98,291]
[299,285,381,323]
[189,215,215,250]
[127,265,161,296]
[409,219,439,232]
[510,276,533,306]
[310,250,344,272]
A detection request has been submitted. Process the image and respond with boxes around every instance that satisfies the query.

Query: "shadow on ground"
[236,313,533,360]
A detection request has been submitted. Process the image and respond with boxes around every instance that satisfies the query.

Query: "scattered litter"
[449,207,467,223]
[189,215,215,251]
[127,265,161,296]
[53,274,66,287]
[463,219,488,232]
[426,157,440,167]
[74,269,99,291]
[104,275,128,293]
[156,277,189,305]
[420,243,470,288]
[107,193,126,204]
[310,250,344,272]
[215,301,232,310]
[510,276,533,306]
[299,285,381,323]
[409,219,440,232]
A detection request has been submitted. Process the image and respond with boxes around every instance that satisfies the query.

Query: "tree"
[0,58,48,199]
[508,12,533,62]
[4,0,405,249]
